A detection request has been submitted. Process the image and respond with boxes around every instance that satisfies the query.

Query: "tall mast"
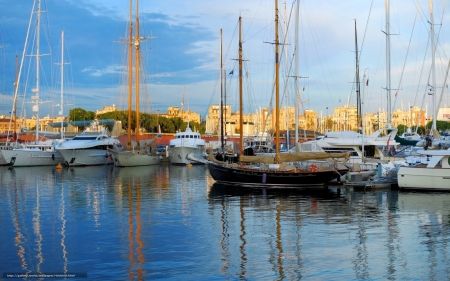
[294,0,299,143]
[127,0,133,148]
[14,55,18,139]
[60,30,64,139]
[283,2,289,151]
[275,0,280,159]
[429,0,437,131]
[135,0,141,142]
[385,0,392,128]
[354,20,361,129]
[238,16,243,156]
[220,29,224,151]
[34,0,42,142]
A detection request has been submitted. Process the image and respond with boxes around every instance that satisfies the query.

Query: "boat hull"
[398,166,450,190]
[170,146,205,165]
[1,149,64,167]
[207,162,346,187]
[109,149,160,167]
[57,149,114,166]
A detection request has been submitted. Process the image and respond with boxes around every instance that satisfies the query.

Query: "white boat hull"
[109,149,159,167]
[58,149,114,166]
[170,146,205,165]
[1,148,64,167]
[398,166,450,190]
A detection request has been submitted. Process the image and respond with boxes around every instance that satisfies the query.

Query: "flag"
[229,70,234,75]
[366,79,369,86]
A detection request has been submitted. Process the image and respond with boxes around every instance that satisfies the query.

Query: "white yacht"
[169,125,206,165]
[300,129,406,176]
[398,148,450,190]
[55,130,120,166]
[1,139,64,167]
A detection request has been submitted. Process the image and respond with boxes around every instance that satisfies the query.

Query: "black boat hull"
[207,162,347,187]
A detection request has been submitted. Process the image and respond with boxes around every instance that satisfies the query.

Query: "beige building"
[96,104,116,116]
[164,106,201,123]
[205,105,318,135]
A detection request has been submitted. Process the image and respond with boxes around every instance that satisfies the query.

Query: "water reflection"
[1,166,450,280]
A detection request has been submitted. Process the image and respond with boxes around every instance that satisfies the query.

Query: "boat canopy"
[239,151,350,164]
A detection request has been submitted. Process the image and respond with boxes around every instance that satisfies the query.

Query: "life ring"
[309,163,318,172]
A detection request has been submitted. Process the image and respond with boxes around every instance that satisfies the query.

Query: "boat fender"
[309,163,318,172]
[52,153,55,161]
[262,173,267,184]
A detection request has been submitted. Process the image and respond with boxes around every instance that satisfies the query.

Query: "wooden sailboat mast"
[127,0,133,148]
[275,0,280,161]
[220,29,224,152]
[238,16,243,156]
[135,0,141,142]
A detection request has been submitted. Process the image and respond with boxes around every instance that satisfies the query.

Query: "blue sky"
[1,0,449,121]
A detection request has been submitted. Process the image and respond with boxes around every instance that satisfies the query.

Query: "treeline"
[68,107,206,134]
[397,120,450,136]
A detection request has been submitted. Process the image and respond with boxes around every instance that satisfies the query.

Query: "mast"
[385,0,392,128]
[275,0,280,160]
[294,0,299,143]
[135,0,141,142]
[127,0,133,148]
[220,29,224,151]
[354,20,361,129]
[14,54,18,139]
[239,16,243,156]
[34,0,42,142]
[60,31,64,139]
[429,0,437,131]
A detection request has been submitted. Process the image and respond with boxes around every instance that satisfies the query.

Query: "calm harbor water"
[0,164,449,280]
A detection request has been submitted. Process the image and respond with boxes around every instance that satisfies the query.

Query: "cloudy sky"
[0,0,449,120]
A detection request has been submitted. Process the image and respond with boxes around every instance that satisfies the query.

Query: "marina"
[1,164,450,280]
[1,0,450,279]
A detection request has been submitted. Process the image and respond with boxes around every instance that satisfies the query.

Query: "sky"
[1,0,450,121]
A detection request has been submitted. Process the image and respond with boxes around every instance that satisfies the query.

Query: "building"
[165,106,201,123]
[96,104,117,116]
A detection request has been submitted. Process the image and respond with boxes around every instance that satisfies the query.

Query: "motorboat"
[398,148,450,191]
[55,130,120,166]
[169,124,206,165]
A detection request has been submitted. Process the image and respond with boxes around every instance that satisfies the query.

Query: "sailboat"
[206,1,349,187]
[1,0,64,167]
[108,0,159,167]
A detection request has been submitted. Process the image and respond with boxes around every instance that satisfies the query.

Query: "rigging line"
[224,20,239,65]
[391,4,419,111]
[358,0,374,62]
[241,0,267,44]
[303,6,334,108]
[415,1,447,122]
